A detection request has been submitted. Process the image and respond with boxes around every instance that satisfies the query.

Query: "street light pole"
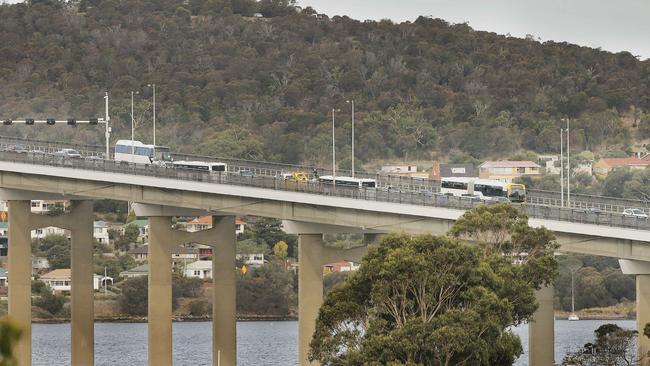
[560,128,564,207]
[332,108,336,186]
[148,84,156,146]
[346,100,355,177]
[131,91,135,163]
[104,92,110,159]
[566,118,571,207]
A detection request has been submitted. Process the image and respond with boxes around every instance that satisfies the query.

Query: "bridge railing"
[0,151,648,231]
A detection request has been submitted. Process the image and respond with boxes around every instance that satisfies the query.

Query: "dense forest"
[0,0,649,168]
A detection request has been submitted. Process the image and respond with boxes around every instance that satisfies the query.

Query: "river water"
[32,319,635,365]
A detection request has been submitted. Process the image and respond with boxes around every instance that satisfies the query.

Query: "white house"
[181,216,246,235]
[184,260,212,279]
[30,200,67,214]
[32,256,50,272]
[236,253,265,268]
[31,226,69,240]
[40,269,101,292]
[94,221,110,244]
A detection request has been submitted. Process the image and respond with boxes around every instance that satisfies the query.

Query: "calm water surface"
[32,319,635,365]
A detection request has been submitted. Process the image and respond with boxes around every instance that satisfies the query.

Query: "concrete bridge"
[0,154,649,365]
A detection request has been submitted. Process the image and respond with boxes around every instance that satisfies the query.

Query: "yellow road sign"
[241,264,248,275]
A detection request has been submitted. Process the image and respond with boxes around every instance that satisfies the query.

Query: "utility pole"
[560,128,564,207]
[148,84,156,146]
[104,92,110,159]
[346,100,355,177]
[566,118,571,207]
[131,91,135,163]
[332,108,337,187]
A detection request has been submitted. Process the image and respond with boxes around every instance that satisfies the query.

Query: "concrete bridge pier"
[619,259,650,361]
[297,231,376,366]
[134,204,237,366]
[6,197,95,366]
[528,285,555,366]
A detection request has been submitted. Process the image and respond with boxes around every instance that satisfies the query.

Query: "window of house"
[31,201,39,208]
[517,167,526,173]
[194,270,200,276]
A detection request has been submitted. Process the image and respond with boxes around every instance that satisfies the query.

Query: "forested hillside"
[1,0,649,167]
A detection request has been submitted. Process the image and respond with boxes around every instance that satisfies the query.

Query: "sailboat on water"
[568,269,579,321]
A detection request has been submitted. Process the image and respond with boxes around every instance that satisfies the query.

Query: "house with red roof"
[478,161,541,181]
[593,157,650,177]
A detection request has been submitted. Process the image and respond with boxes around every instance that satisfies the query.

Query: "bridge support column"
[298,234,324,366]
[7,200,33,366]
[298,234,370,366]
[528,285,555,366]
[638,275,650,361]
[619,259,650,361]
[69,201,95,366]
[212,216,236,366]
[148,216,174,366]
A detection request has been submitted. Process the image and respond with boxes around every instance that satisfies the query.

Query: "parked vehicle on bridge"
[281,171,308,181]
[239,169,255,177]
[440,177,526,202]
[173,161,227,173]
[114,140,172,165]
[622,208,648,219]
[5,144,28,154]
[53,148,82,158]
[318,175,377,188]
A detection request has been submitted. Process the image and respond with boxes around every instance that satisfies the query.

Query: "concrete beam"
[212,216,236,366]
[0,188,85,201]
[282,220,386,235]
[132,203,225,217]
[528,285,555,366]
[619,259,650,275]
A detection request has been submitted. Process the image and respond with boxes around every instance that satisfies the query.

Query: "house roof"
[94,221,108,228]
[597,157,650,168]
[128,245,198,255]
[41,269,72,279]
[128,219,149,228]
[40,269,102,279]
[186,216,212,225]
[479,160,540,168]
[120,264,149,274]
[185,260,212,270]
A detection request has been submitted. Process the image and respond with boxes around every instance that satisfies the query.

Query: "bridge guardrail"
[0,151,648,231]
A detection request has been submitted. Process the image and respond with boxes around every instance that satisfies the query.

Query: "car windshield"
[632,209,644,214]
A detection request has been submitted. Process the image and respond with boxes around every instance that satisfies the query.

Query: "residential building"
[593,157,650,177]
[538,155,561,175]
[0,221,7,257]
[478,161,541,181]
[181,216,246,235]
[324,260,360,273]
[30,200,67,214]
[119,264,149,278]
[429,162,477,181]
[94,221,110,245]
[236,253,265,268]
[381,164,418,175]
[0,268,7,286]
[32,256,50,272]
[40,269,101,292]
[31,226,69,240]
[184,260,212,279]
[128,244,199,264]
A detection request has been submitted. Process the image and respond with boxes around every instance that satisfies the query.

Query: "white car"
[622,208,648,219]
[53,148,82,158]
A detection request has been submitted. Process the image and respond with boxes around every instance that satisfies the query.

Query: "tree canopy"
[309,205,558,365]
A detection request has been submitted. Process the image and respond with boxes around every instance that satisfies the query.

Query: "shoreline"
[32,315,298,324]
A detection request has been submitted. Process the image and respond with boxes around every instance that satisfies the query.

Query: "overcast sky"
[299,0,650,60]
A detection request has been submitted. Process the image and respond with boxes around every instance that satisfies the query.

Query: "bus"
[172,161,228,172]
[440,177,526,202]
[318,175,377,188]
[114,140,172,165]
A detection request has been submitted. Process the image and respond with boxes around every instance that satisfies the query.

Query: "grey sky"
[298,0,650,60]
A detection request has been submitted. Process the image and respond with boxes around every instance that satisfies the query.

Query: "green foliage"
[95,254,137,280]
[0,1,646,164]
[561,324,637,366]
[239,218,297,257]
[123,224,140,244]
[0,317,22,366]
[118,276,148,316]
[31,280,47,294]
[46,241,70,270]
[34,292,66,316]
[273,241,288,259]
[237,262,295,316]
[187,299,211,317]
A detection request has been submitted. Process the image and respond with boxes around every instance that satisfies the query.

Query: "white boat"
[568,313,579,321]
